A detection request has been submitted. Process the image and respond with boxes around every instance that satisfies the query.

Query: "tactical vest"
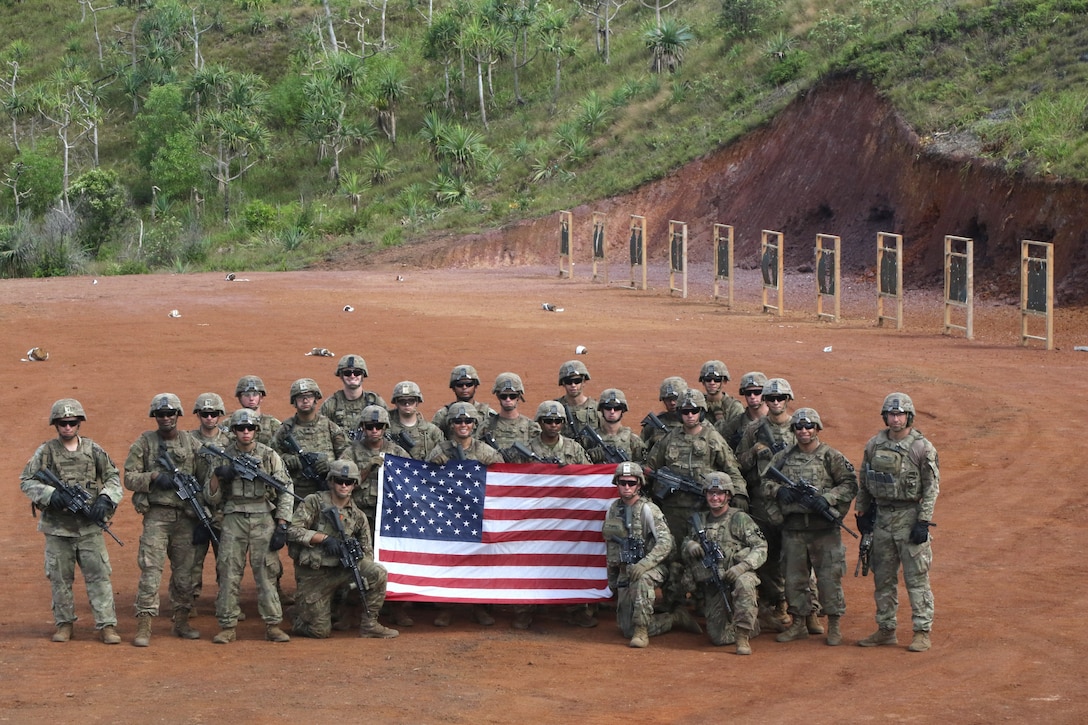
[864,430,931,502]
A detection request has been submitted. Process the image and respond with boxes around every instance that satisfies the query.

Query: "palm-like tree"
[370,63,409,143]
[644,18,693,74]
[340,171,370,214]
[437,123,487,179]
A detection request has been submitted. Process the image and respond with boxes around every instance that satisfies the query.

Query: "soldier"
[124,393,207,646]
[602,462,698,648]
[856,393,939,653]
[432,365,496,437]
[681,474,767,655]
[424,402,503,627]
[763,408,858,646]
[350,405,410,533]
[586,388,647,464]
[20,399,123,644]
[187,392,230,615]
[716,371,769,452]
[235,375,281,446]
[205,409,295,644]
[479,372,539,452]
[272,378,349,501]
[386,381,444,461]
[555,359,600,438]
[698,360,744,427]
[320,354,386,438]
[519,400,591,465]
[640,376,688,449]
[734,376,796,632]
[287,459,399,639]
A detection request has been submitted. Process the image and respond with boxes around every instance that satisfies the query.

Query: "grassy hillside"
[1,0,1086,277]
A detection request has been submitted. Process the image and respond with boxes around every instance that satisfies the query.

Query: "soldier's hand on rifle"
[909,520,933,545]
[321,536,344,557]
[587,447,605,464]
[280,454,301,474]
[49,487,77,511]
[628,561,651,581]
[151,472,175,490]
[776,486,800,505]
[269,522,288,551]
[213,464,236,484]
[754,443,772,460]
[724,562,749,584]
[192,526,215,546]
[684,540,704,559]
[313,456,330,477]
[807,493,832,515]
[855,509,875,535]
[90,495,115,523]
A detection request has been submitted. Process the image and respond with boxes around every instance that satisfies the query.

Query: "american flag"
[375,454,618,604]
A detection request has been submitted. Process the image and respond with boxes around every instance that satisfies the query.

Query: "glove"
[269,522,288,551]
[89,495,115,523]
[192,525,216,546]
[151,472,175,490]
[627,561,651,581]
[753,443,772,461]
[806,493,832,515]
[909,520,933,545]
[724,562,748,583]
[776,486,800,505]
[321,536,343,558]
[855,509,875,535]
[684,540,704,559]
[312,456,330,477]
[587,447,605,464]
[281,454,301,473]
[49,487,77,511]
[213,465,235,485]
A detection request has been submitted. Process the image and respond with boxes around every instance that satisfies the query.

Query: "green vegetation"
[1,0,1087,277]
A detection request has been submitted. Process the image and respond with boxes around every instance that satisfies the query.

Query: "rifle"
[854,506,876,576]
[157,447,219,545]
[765,465,859,539]
[648,466,704,501]
[322,506,369,617]
[609,504,647,588]
[641,411,668,435]
[511,441,560,464]
[385,429,416,452]
[561,400,578,435]
[581,425,629,464]
[200,444,304,503]
[281,432,326,488]
[756,417,787,455]
[690,513,731,614]
[33,469,124,546]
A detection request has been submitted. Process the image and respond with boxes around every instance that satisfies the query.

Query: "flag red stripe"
[389,574,603,590]
[481,529,605,544]
[488,484,616,499]
[484,507,605,521]
[380,549,604,567]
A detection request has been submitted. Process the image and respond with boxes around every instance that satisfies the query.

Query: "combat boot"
[825,615,842,646]
[473,605,495,626]
[133,613,152,647]
[52,623,73,643]
[773,599,792,629]
[776,615,809,642]
[735,628,752,656]
[212,627,236,644]
[670,607,703,634]
[628,625,649,648]
[172,609,200,640]
[758,603,786,633]
[907,631,931,652]
[806,613,825,635]
[512,612,532,630]
[360,618,400,639]
[857,627,897,647]
[100,625,121,645]
[265,624,290,642]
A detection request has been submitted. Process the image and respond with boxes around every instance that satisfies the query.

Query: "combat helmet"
[699,360,730,382]
[702,471,738,496]
[535,400,566,421]
[881,392,915,425]
[676,389,707,412]
[447,401,479,423]
[558,360,590,384]
[192,393,226,415]
[492,372,526,400]
[392,381,423,403]
[359,405,390,427]
[613,461,646,486]
[290,378,323,403]
[598,388,628,412]
[230,408,262,429]
[449,365,481,388]
[235,375,267,397]
[49,398,86,424]
[335,354,369,377]
[149,393,183,417]
[327,459,360,483]
[659,376,688,401]
[762,378,794,399]
[739,372,769,394]
[790,407,823,430]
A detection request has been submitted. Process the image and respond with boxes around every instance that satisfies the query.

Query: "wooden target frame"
[943,235,974,339]
[591,211,607,283]
[761,230,784,316]
[668,220,688,298]
[625,214,647,290]
[558,210,573,278]
[877,232,904,329]
[712,224,734,307]
[816,233,841,322]
[1020,240,1054,350]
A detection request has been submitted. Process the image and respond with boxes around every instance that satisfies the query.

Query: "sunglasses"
[497,393,519,401]
[793,422,818,430]
[616,480,640,487]
[198,411,220,418]
[601,404,624,411]
[55,419,81,428]
[394,398,420,405]
[154,410,179,418]
[363,423,386,430]
[742,389,763,397]
[540,417,565,425]
[453,381,476,389]
[341,369,365,377]
[233,424,257,432]
[450,418,475,425]
[764,395,789,403]
[562,377,584,385]
[702,376,726,383]
[331,477,356,486]
[679,409,702,415]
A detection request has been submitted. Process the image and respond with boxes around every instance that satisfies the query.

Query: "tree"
[136,84,190,170]
[150,131,204,203]
[369,60,409,143]
[422,12,463,112]
[4,147,62,218]
[69,167,129,256]
[538,4,578,110]
[644,17,693,73]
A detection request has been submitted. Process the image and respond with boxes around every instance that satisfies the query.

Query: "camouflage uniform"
[387,416,444,461]
[271,416,350,500]
[602,497,675,640]
[591,426,648,464]
[350,438,411,535]
[320,389,387,438]
[188,425,232,603]
[523,433,590,464]
[432,400,496,437]
[858,425,939,636]
[425,438,504,466]
[124,428,206,621]
[288,491,390,638]
[763,441,858,621]
[682,508,767,646]
[20,437,123,632]
[480,413,540,452]
[205,441,295,629]
[557,396,600,439]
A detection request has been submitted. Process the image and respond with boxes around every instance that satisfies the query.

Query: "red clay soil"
[2,266,1086,723]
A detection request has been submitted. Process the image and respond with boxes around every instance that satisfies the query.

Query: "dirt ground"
[2,264,1086,724]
